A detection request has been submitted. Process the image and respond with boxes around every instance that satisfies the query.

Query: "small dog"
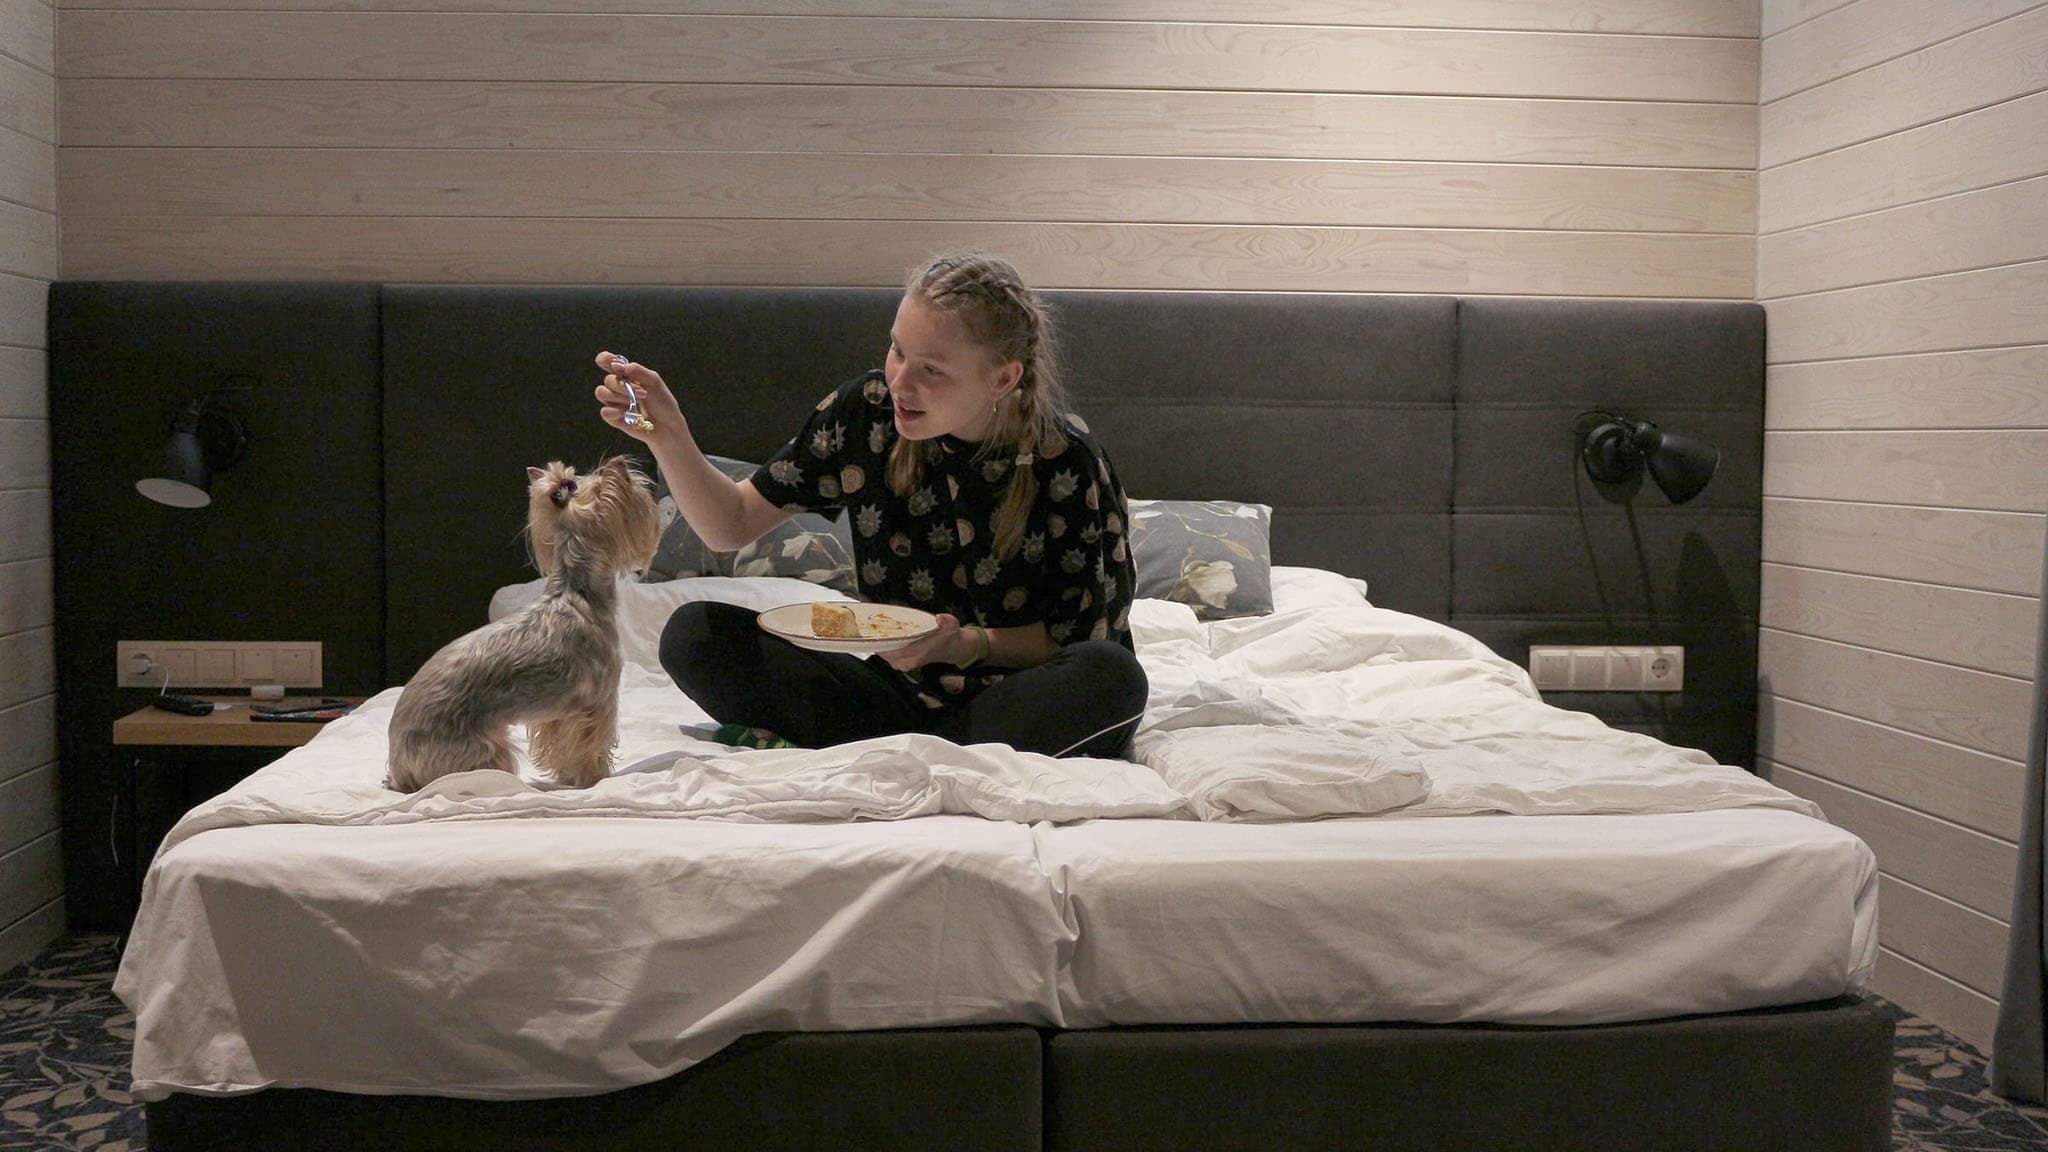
[387,456,661,792]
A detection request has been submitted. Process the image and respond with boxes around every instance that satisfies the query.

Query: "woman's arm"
[970,620,1056,669]
[594,351,791,551]
[879,617,1055,673]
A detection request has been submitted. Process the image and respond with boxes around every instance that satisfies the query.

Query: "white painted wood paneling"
[62,0,1760,36]
[1764,429,2048,513]
[0,834,62,936]
[0,696,54,788]
[0,898,62,975]
[0,487,48,564]
[0,558,51,636]
[1762,0,2048,1048]
[1759,4,2048,167]
[1760,696,2024,840]
[1761,499,2045,597]
[0,418,46,490]
[0,272,45,349]
[57,81,1761,168]
[0,765,57,859]
[2,0,68,968]
[1763,261,2048,363]
[0,624,53,713]
[0,125,54,213]
[1758,175,2048,298]
[0,2,55,72]
[1760,0,2044,103]
[58,13,1758,102]
[0,343,42,419]
[55,4,1761,292]
[0,52,56,143]
[1760,91,2048,233]
[1766,347,2048,430]
[1768,764,2016,918]
[1879,875,2012,996]
[1761,563,2040,678]
[60,149,1757,234]
[0,199,56,280]
[1876,948,2001,1053]
[1761,0,1860,40]
[58,217,1758,296]
[1758,629,2034,760]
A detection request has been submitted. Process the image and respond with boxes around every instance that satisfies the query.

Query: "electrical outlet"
[1529,645,1684,693]
[117,641,323,689]
[1643,646,1684,691]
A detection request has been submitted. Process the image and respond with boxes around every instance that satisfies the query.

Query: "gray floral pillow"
[1127,499,1274,620]
[647,455,858,595]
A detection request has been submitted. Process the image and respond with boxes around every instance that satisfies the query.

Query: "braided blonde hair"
[888,253,1069,562]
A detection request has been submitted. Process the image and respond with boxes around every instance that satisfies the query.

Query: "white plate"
[757,602,940,654]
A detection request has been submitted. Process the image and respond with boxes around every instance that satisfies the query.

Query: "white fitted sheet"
[1040,810,1877,1030]
[120,804,1877,1101]
[123,816,1073,1100]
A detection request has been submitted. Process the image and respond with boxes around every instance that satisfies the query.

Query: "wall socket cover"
[117,640,324,690]
[1529,645,1683,692]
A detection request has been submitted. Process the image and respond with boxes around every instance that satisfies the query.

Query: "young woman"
[592,253,1147,758]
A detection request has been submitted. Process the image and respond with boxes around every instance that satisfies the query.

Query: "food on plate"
[862,610,920,638]
[811,602,860,638]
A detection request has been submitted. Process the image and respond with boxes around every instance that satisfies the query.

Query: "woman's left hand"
[880,613,973,672]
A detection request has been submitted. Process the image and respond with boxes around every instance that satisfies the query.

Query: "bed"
[49,284,1895,1151]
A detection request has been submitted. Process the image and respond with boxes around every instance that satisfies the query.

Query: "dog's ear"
[603,454,656,492]
[526,466,545,482]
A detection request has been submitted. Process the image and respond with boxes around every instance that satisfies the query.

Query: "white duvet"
[116,567,1863,1101]
[156,567,1814,845]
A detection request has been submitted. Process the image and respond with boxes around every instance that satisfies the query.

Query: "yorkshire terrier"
[387,456,662,792]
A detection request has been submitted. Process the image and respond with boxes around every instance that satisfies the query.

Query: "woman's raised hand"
[594,351,684,442]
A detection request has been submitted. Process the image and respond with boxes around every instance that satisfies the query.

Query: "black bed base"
[145,998,1893,1152]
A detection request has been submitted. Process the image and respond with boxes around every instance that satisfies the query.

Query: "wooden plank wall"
[0,0,60,974]
[1757,0,2048,1051]
[55,0,1758,296]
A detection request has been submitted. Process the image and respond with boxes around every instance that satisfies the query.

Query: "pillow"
[647,455,857,595]
[491,575,852,672]
[1269,565,1371,612]
[1126,499,1274,620]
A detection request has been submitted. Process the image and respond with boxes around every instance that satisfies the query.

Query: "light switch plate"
[117,641,324,689]
[1530,645,1683,692]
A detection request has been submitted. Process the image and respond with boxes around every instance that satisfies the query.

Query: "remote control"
[252,706,353,723]
[150,694,216,716]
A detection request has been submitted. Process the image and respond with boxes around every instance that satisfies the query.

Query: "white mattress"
[123,816,1072,1099]
[1040,811,1876,1029]
[115,568,1879,1101]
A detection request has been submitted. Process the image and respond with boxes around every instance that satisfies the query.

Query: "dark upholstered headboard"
[380,287,1463,673]
[49,283,1760,931]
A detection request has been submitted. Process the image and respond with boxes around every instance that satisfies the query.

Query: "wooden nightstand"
[112,697,358,749]
[112,697,365,930]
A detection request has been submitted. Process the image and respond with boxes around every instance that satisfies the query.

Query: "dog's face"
[525,457,661,576]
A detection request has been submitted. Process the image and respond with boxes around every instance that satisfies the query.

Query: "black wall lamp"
[1574,411,1720,505]
[135,385,251,509]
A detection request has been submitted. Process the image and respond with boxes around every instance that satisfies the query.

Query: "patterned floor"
[3,934,2048,1150]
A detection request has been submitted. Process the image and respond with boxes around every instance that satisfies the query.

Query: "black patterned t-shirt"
[749,370,1137,711]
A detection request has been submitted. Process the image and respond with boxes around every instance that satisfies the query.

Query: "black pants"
[660,601,1149,758]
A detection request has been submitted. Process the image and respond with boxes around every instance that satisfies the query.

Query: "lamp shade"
[136,395,248,509]
[1575,412,1720,505]
[1639,427,1720,505]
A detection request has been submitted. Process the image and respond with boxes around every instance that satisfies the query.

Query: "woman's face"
[884,296,1021,443]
